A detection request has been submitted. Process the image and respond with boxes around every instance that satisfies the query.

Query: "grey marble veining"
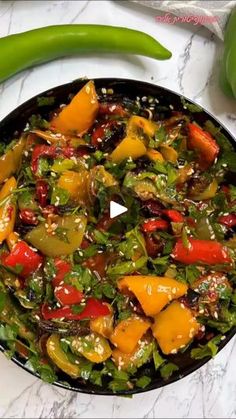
[0,1,236,417]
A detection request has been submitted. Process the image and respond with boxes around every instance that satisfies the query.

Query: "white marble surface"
[0,1,236,417]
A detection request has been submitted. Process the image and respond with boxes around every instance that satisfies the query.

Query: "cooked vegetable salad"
[1,80,236,393]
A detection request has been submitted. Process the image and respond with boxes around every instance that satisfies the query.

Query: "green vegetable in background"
[219,8,236,99]
[0,25,172,83]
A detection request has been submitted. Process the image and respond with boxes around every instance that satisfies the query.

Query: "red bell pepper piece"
[36,180,49,207]
[218,214,236,228]
[4,241,43,277]
[96,211,115,231]
[52,259,84,305]
[31,145,57,174]
[41,298,110,320]
[162,209,184,223]
[172,238,232,265]
[98,103,126,117]
[54,285,84,306]
[188,123,219,169]
[141,219,169,233]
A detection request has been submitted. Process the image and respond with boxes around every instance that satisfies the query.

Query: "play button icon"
[110,201,128,219]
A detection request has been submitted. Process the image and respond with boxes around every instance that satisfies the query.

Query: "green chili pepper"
[219,8,236,98]
[0,25,172,83]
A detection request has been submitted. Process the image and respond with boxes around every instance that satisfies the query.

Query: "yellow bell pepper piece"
[57,170,89,204]
[110,136,146,163]
[152,301,200,355]
[0,177,17,244]
[0,137,26,184]
[191,179,218,201]
[47,334,80,378]
[71,333,112,363]
[110,316,151,354]
[119,275,188,317]
[6,231,19,250]
[90,304,114,338]
[160,145,178,163]
[51,80,99,135]
[127,115,157,138]
[146,148,164,162]
[112,339,153,371]
[176,163,194,184]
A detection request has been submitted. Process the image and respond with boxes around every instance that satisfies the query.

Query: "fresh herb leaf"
[160,362,179,379]
[107,256,147,276]
[55,227,70,244]
[26,355,57,383]
[136,375,151,389]
[153,345,165,370]
[181,97,203,113]
[28,114,49,130]
[37,96,55,107]
[51,186,70,206]
[191,335,222,360]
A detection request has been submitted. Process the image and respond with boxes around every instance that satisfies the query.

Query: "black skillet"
[0,78,235,395]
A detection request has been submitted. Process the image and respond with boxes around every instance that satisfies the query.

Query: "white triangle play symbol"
[110,201,128,219]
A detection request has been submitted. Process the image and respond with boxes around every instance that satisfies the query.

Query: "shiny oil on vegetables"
[1,80,236,393]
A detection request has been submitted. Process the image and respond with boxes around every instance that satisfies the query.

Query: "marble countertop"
[0,1,236,418]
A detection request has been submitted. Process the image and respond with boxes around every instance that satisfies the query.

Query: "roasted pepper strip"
[119,276,188,316]
[110,316,151,353]
[152,301,200,355]
[172,238,232,265]
[41,298,110,320]
[4,240,43,277]
[162,209,184,223]
[52,259,84,306]
[188,123,219,170]
[0,137,26,184]
[46,334,80,378]
[0,177,17,244]
[141,219,169,233]
[219,214,236,228]
[51,81,98,135]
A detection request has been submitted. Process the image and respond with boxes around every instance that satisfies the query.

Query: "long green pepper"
[219,9,236,99]
[0,25,172,83]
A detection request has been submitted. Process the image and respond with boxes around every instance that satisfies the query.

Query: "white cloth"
[132,0,236,40]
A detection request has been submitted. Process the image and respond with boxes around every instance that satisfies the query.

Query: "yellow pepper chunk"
[160,145,178,163]
[90,304,114,338]
[0,177,17,244]
[47,334,80,378]
[146,149,164,162]
[51,80,99,135]
[0,137,26,184]
[110,316,151,354]
[112,339,153,371]
[191,179,218,201]
[71,333,112,363]
[152,301,200,354]
[119,276,188,316]
[127,115,157,138]
[6,231,19,250]
[57,170,89,204]
[110,136,146,163]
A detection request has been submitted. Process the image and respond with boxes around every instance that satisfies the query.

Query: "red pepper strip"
[98,103,126,117]
[31,145,57,173]
[219,214,236,228]
[41,298,110,320]
[4,241,43,277]
[96,211,115,231]
[52,259,71,287]
[141,219,169,233]
[172,238,232,265]
[52,259,84,305]
[54,285,84,306]
[36,180,49,207]
[162,209,184,223]
[188,123,219,170]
